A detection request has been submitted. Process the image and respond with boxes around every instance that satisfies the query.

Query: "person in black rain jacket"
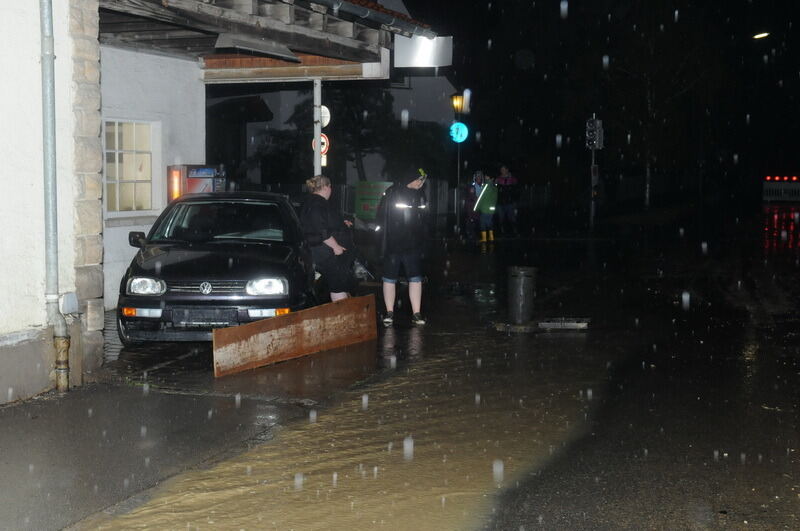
[375,169,428,325]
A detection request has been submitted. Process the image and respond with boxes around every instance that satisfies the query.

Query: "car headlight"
[127,277,166,295]
[246,278,288,296]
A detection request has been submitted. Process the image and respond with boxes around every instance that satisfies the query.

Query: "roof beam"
[162,0,381,62]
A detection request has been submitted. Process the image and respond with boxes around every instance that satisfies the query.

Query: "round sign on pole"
[312,133,330,155]
[320,105,331,128]
[449,122,468,143]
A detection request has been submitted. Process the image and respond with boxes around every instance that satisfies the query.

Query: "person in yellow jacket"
[474,173,497,242]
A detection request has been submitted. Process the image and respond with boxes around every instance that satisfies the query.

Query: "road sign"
[449,121,468,143]
[320,105,331,128]
[312,133,330,155]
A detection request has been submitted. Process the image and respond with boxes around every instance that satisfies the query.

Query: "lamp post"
[451,93,464,235]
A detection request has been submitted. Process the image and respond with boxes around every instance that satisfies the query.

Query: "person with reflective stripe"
[375,169,428,325]
[474,173,497,242]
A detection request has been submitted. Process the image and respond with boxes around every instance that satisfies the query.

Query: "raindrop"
[701,241,708,255]
[441,496,446,508]
[309,409,317,423]
[28,464,34,474]
[681,291,691,311]
[403,436,414,461]
[294,472,304,491]
[142,383,150,396]
[140,425,147,438]
[737,280,742,290]
[674,9,679,22]
[493,459,504,483]
[123,478,130,489]
[145,457,150,467]
[463,88,472,113]
[227,257,233,269]
[476,358,482,368]
[362,394,369,411]
[643,448,649,458]
[475,393,481,405]
[556,155,561,167]
[332,472,338,486]
[475,131,482,142]
[659,23,665,32]
[714,450,720,461]
[587,389,593,400]
[627,132,632,144]
[87,408,93,418]
[400,109,410,129]
[235,393,242,408]
[559,1,568,19]
[362,109,368,120]
[389,354,397,369]
[746,113,751,125]
[634,317,639,327]
[740,452,746,465]
[155,261,162,275]
[373,466,378,479]
[487,38,492,50]
[555,134,563,149]
[679,227,685,237]
[207,409,213,420]
[602,55,610,70]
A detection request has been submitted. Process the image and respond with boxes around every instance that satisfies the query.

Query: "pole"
[456,142,461,234]
[589,147,596,230]
[313,78,321,176]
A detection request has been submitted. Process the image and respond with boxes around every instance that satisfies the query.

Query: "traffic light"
[585,118,604,149]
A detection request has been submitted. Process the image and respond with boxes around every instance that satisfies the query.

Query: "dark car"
[117,192,316,344]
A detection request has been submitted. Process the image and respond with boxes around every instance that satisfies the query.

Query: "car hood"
[130,241,297,280]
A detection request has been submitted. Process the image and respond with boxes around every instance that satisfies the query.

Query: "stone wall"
[70,0,104,380]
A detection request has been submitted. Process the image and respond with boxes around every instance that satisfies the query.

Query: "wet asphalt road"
[487,207,800,529]
[3,205,800,529]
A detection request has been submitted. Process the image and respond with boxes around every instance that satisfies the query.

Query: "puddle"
[93,330,606,530]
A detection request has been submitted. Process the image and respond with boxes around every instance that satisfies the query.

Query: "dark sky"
[403,0,798,195]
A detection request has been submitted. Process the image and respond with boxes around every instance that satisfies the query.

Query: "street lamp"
[451,93,464,235]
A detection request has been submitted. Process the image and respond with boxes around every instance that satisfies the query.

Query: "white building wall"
[100,46,205,309]
[0,2,77,335]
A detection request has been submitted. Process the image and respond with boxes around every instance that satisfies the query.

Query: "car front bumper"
[117,296,310,342]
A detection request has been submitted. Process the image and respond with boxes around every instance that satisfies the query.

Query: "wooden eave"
[99,0,395,63]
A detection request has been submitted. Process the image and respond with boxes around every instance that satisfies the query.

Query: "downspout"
[40,0,70,392]
[314,0,437,38]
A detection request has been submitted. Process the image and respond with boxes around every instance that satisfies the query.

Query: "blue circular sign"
[449,121,468,143]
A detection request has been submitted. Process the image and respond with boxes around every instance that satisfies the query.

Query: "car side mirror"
[128,231,146,248]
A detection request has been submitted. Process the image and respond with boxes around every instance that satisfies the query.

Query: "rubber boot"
[479,231,487,242]
[488,230,495,242]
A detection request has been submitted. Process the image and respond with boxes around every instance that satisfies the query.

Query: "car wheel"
[116,316,140,348]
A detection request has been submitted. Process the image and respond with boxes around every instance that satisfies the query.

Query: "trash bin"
[508,266,536,324]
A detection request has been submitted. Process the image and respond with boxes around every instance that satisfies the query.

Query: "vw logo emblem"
[199,282,213,295]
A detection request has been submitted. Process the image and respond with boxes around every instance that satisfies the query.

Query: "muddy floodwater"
[91,321,609,530]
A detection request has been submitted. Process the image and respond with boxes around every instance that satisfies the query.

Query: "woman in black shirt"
[299,175,354,302]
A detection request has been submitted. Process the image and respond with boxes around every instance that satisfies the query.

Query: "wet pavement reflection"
[81,209,800,529]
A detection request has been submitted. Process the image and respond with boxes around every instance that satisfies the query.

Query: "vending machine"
[167,164,228,201]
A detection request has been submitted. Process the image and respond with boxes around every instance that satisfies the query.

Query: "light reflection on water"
[98,332,602,530]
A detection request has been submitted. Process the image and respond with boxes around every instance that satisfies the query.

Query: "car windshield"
[150,200,286,243]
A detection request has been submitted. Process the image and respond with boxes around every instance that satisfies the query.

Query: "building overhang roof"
[99,0,433,71]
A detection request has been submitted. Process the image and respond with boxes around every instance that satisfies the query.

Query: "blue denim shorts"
[382,251,423,283]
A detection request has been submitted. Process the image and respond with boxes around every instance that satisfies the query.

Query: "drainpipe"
[314,0,437,38]
[40,0,70,392]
